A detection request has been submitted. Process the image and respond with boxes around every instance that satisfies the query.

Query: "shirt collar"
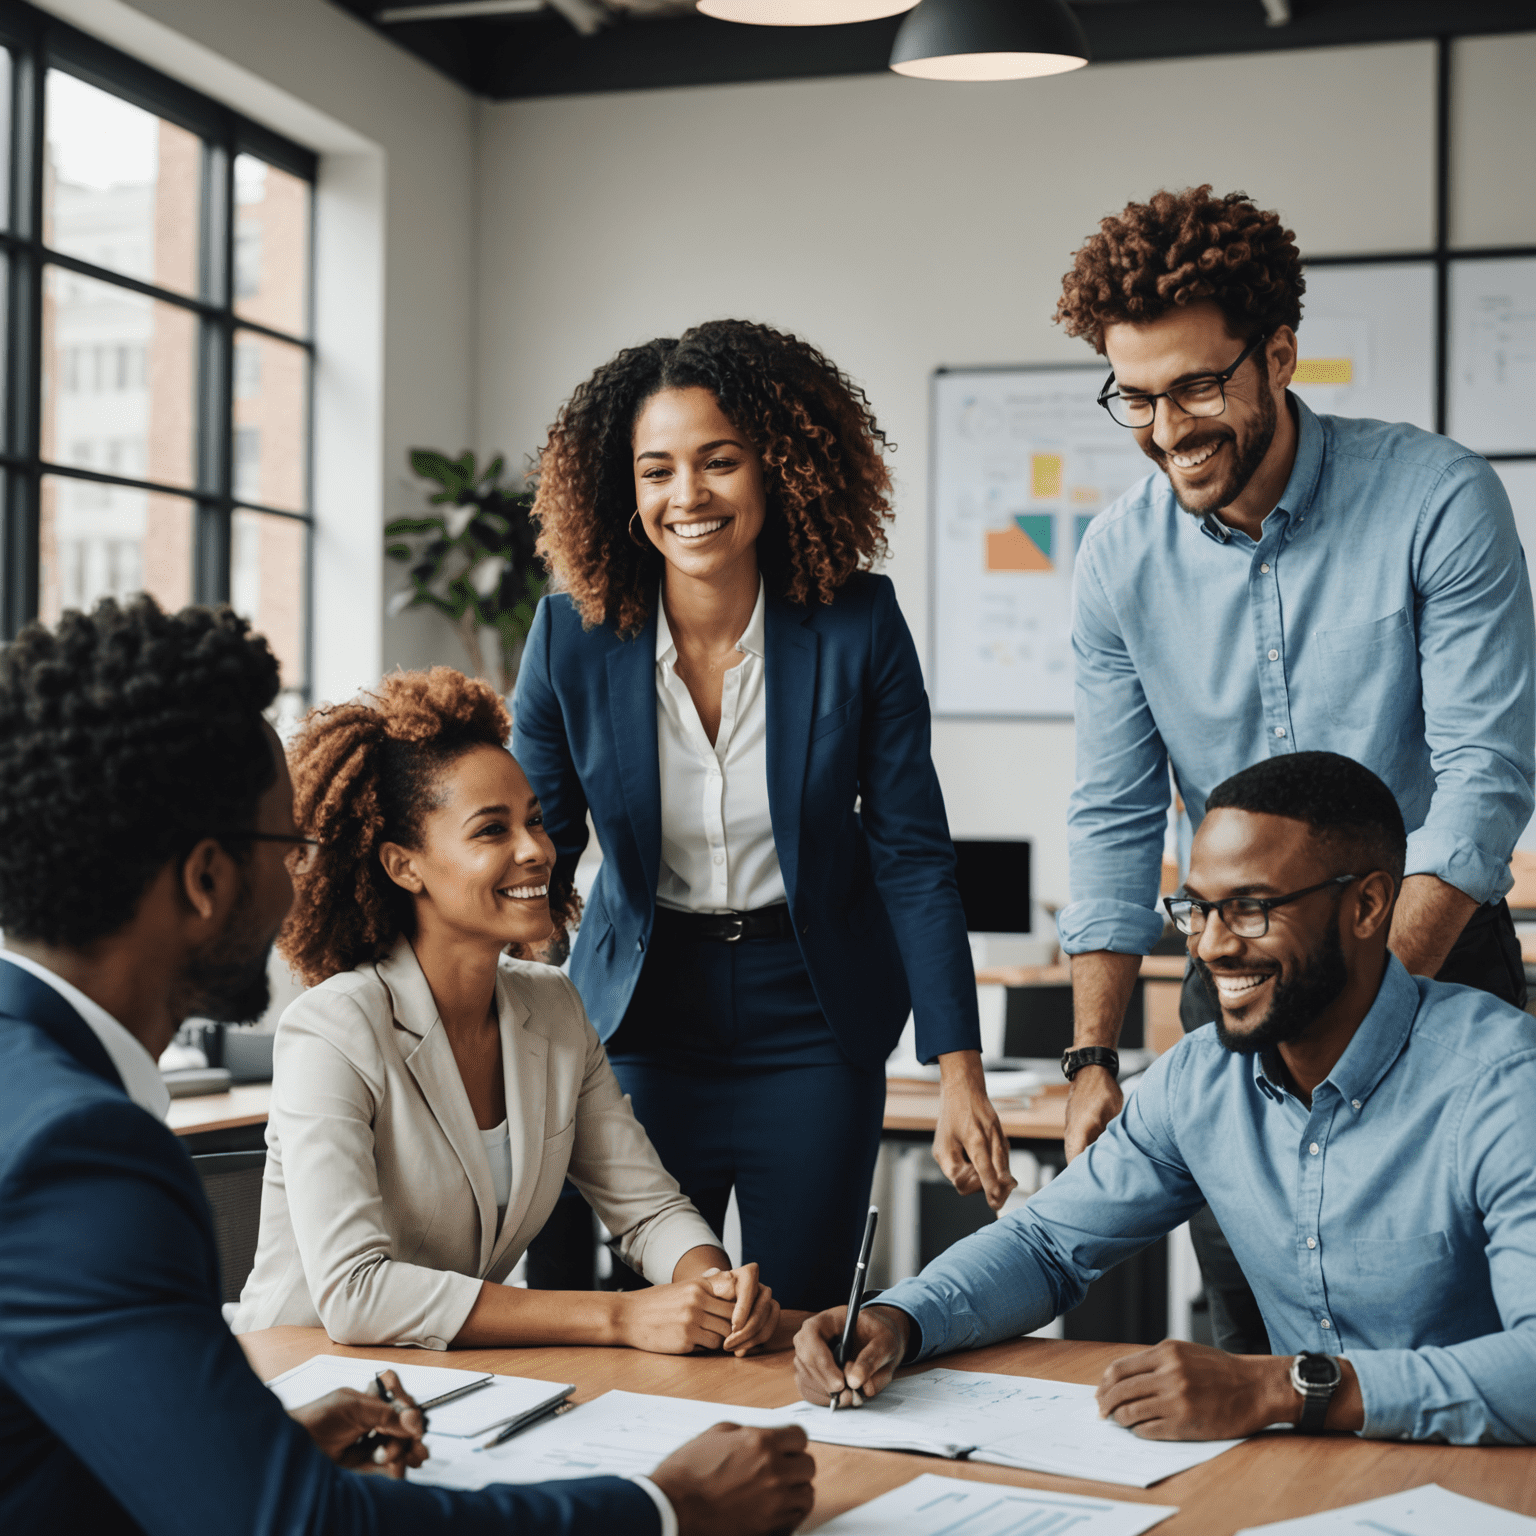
[0,951,171,1119]
[1197,392,1323,547]
[1252,953,1418,1111]
[654,577,766,666]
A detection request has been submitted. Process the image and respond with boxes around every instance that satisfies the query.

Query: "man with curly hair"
[1050,186,1534,1354]
[0,597,814,1536]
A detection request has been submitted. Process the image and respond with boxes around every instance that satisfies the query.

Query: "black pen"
[355,1372,401,1459]
[478,1398,574,1451]
[830,1205,879,1414]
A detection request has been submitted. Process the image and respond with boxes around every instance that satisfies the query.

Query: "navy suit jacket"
[513,573,980,1069]
[0,960,657,1535]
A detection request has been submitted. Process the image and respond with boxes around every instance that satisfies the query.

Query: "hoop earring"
[628,509,647,548]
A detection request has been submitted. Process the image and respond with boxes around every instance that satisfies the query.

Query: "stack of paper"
[815,1473,1177,1535]
[265,1354,574,1440]
[779,1368,1245,1487]
[1234,1484,1536,1534]
[410,1389,794,1490]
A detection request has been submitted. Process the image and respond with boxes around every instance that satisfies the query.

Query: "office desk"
[238,1324,1536,1534]
[883,1078,1066,1147]
[168,1083,272,1153]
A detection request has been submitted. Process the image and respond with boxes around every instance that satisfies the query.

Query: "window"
[0,1,317,710]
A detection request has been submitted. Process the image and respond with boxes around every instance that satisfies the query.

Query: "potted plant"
[385,450,544,696]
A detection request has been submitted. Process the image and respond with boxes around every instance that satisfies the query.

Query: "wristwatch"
[1290,1352,1342,1432]
[1061,1047,1120,1082]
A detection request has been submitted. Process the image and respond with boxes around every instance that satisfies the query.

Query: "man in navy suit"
[0,596,814,1536]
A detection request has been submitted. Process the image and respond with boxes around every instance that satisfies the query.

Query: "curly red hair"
[533,319,894,636]
[1055,185,1305,353]
[278,667,580,986]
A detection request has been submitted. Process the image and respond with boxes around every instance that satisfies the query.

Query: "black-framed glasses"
[209,830,320,848]
[1163,875,1360,939]
[1097,331,1271,429]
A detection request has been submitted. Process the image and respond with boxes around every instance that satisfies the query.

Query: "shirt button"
[1351,1099,1361,1110]
[1320,1318,1331,1329]
[1306,1237,1317,1249]
[1260,562,1271,573]
[1268,649,1279,661]
[1309,1142,1320,1155]
[1275,727,1287,738]
[713,854,724,865]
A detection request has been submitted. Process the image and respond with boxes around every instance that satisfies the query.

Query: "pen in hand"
[830,1205,879,1415]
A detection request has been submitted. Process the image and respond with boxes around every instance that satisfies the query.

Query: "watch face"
[1296,1354,1340,1387]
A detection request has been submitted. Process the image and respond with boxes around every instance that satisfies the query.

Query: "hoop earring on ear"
[628,509,647,548]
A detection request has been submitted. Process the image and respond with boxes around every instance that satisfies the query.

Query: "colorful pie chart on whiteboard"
[985,514,1054,572]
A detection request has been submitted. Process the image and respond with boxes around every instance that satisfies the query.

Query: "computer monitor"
[952,839,1031,934]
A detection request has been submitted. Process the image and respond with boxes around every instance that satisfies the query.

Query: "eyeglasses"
[1097,331,1271,429]
[209,830,320,848]
[1163,875,1360,939]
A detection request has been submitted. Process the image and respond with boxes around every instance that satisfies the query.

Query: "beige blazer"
[232,936,718,1348]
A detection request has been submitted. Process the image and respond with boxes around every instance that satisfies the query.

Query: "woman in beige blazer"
[233,668,778,1355]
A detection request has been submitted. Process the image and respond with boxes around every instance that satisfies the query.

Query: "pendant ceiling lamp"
[697,1,917,22]
[889,0,1090,80]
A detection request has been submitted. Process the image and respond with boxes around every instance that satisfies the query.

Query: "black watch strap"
[1061,1046,1120,1082]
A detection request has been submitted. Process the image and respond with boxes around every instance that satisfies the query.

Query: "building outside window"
[0,1,317,715]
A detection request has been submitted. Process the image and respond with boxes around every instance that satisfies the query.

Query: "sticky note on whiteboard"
[1293,357,1354,385]
[1031,453,1064,499]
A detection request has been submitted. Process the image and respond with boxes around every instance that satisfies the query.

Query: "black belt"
[653,902,796,943]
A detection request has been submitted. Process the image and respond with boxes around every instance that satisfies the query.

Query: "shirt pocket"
[1316,607,1415,727]
[1348,1230,1454,1313]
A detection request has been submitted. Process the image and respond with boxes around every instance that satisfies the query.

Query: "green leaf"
[385,515,447,537]
[409,449,457,486]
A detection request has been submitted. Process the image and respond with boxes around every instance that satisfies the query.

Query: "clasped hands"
[795,1307,1336,1439]
[617,1259,781,1357]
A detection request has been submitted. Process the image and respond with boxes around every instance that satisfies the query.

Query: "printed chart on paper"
[930,365,1150,718]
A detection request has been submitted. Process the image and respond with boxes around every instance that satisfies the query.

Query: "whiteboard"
[1449,257,1536,455]
[929,365,1150,718]
[1292,261,1436,429]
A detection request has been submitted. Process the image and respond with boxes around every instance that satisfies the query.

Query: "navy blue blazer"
[0,960,657,1536]
[512,572,980,1070]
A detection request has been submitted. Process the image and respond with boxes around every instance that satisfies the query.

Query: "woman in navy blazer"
[514,320,1013,1311]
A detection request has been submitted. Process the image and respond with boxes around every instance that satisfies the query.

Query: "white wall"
[472,38,1478,912]
[37,0,481,700]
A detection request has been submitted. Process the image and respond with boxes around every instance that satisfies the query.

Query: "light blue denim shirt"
[878,958,1536,1444]
[1058,398,1535,956]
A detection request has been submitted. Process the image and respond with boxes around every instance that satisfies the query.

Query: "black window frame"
[0,0,318,699]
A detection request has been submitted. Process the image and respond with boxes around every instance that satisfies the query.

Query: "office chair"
[192,1151,267,1304]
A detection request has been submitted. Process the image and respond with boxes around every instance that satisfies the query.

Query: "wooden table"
[884,1077,1067,1145]
[166,1082,273,1137]
[239,1323,1536,1534]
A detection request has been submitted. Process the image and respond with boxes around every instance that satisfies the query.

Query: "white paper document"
[1235,1483,1536,1535]
[778,1369,1244,1488]
[409,1389,794,1490]
[264,1354,573,1438]
[814,1472,1177,1536]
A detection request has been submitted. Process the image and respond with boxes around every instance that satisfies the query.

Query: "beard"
[171,870,280,1025]
[1197,919,1348,1056]
[1145,377,1278,517]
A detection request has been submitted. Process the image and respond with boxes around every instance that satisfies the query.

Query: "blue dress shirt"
[878,958,1536,1445]
[1058,398,1535,956]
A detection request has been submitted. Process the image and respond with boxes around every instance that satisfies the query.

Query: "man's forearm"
[1069,950,1143,1049]
[1388,873,1479,979]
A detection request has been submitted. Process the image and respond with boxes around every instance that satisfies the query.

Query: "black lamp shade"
[890,0,1091,80]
